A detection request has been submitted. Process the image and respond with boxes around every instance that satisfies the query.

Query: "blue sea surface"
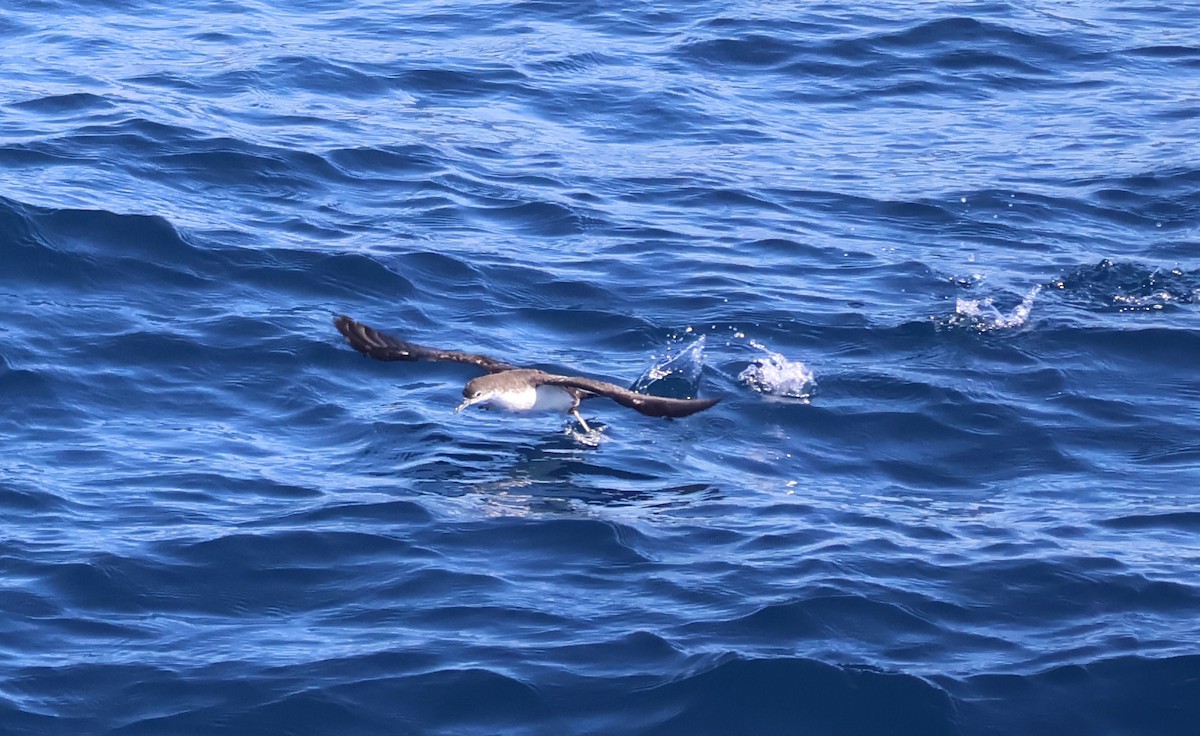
[3,1,1200,733]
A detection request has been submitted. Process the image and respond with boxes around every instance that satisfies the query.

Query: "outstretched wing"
[536,373,720,419]
[334,315,520,373]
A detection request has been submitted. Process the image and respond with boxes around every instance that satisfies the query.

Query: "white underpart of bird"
[455,384,577,414]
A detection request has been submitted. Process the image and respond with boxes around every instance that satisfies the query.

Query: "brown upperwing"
[334,316,520,373]
[535,373,719,419]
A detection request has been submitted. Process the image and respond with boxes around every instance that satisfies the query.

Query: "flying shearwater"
[334,315,719,432]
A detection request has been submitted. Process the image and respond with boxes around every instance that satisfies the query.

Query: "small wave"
[738,340,815,401]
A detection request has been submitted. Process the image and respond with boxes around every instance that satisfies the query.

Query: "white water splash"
[633,334,706,391]
[566,423,606,447]
[954,285,1041,331]
[738,340,815,401]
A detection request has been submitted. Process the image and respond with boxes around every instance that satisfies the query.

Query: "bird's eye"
[473,391,482,398]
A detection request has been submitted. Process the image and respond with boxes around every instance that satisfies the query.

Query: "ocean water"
[2,0,1199,733]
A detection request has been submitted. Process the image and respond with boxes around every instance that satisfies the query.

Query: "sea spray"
[738,340,815,401]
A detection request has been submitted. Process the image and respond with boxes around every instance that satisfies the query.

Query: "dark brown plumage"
[334,315,719,429]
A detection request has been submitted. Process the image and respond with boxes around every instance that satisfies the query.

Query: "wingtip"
[679,395,721,417]
[333,314,371,353]
[332,315,423,362]
[639,393,722,419]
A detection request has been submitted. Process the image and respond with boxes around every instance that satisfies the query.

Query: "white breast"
[531,385,577,412]
[488,385,575,413]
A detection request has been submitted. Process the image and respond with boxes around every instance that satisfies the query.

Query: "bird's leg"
[570,409,592,433]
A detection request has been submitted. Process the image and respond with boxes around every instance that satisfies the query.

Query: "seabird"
[334,315,719,432]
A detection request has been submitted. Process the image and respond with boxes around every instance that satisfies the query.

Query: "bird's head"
[455,376,498,412]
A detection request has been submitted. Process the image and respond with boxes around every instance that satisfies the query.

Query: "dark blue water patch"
[12,530,417,620]
[1152,105,1200,124]
[1100,511,1200,532]
[675,14,1100,102]
[325,144,447,179]
[262,497,434,527]
[109,471,325,503]
[212,247,419,303]
[1034,324,1200,366]
[310,667,546,735]
[0,195,37,243]
[677,33,805,70]
[1082,168,1200,227]
[948,556,1200,620]
[467,200,584,238]
[777,397,1084,488]
[0,479,65,512]
[752,187,961,231]
[522,50,623,77]
[0,656,964,735]
[259,56,404,99]
[707,592,948,646]
[144,141,345,198]
[1,198,277,309]
[624,657,958,736]
[944,189,1160,244]
[396,66,530,100]
[952,655,1200,736]
[34,204,194,259]
[123,70,204,93]
[865,16,1088,62]
[1126,44,1200,60]
[436,517,654,568]
[9,91,115,115]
